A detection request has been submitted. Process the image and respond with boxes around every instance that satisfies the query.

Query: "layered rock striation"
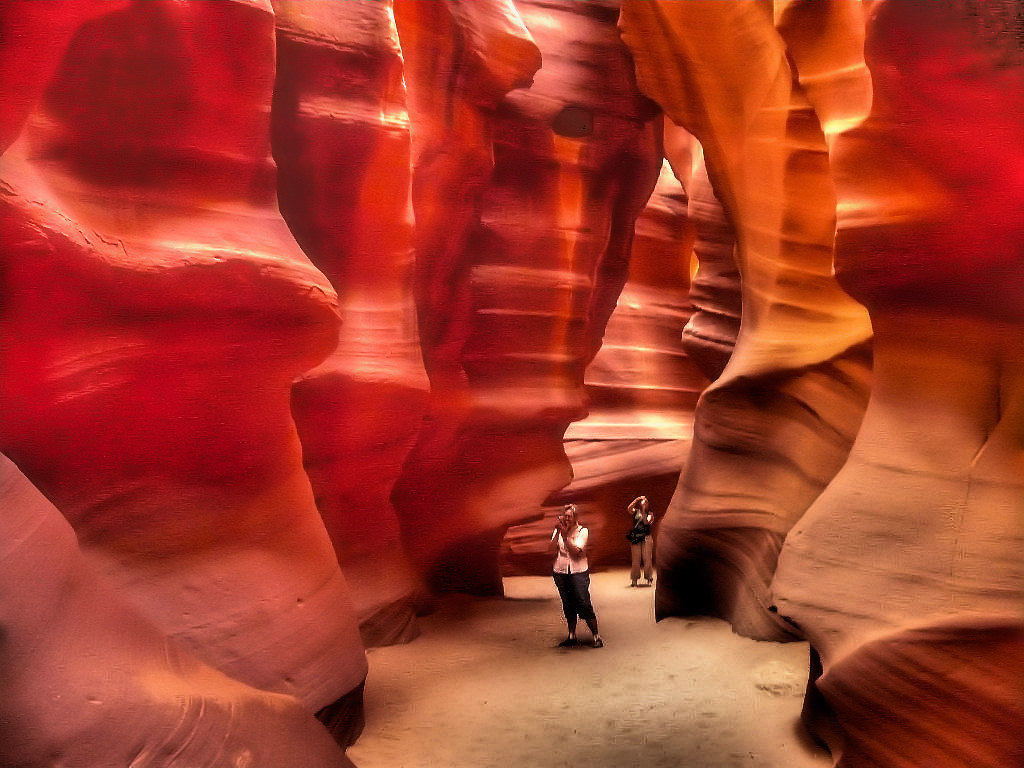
[505,156,705,575]
[392,0,663,594]
[624,0,1023,764]
[620,0,875,640]
[772,2,1024,765]
[0,454,353,768]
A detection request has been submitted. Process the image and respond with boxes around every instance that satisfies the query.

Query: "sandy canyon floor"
[348,568,833,768]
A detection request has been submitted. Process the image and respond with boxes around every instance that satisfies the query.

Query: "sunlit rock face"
[0,0,366,750]
[504,157,704,575]
[0,454,353,768]
[620,0,875,640]
[270,0,429,648]
[772,2,1024,765]
[679,146,741,383]
[392,0,662,594]
[581,158,703,435]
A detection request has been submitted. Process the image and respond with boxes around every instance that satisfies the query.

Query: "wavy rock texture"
[675,141,742,383]
[392,0,662,594]
[772,2,1024,765]
[0,454,353,768]
[270,0,429,648]
[504,157,704,575]
[0,0,366,753]
[580,157,703,436]
[620,0,875,640]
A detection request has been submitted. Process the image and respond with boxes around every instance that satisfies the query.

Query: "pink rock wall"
[0,454,352,767]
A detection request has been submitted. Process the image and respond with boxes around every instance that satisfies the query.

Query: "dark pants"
[552,570,595,623]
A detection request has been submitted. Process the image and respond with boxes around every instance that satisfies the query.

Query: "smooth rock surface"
[0,453,353,768]
[271,0,429,648]
[392,0,662,595]
[772,3,1024,765]
[0,1,367,755]
[620,0,874,640]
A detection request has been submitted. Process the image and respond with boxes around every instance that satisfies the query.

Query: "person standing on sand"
[626,495,654,587]
[550,504,603,648]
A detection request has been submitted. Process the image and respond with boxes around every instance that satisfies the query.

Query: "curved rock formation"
[504,155,704,575]
[0,0,366,750]
[678,145,741,383]
[620,0,875,640]
[772,2,1024,765]
[392,0,662,594]
[0,454,352,768]
[270,0,429,647]
[581,156,703,435]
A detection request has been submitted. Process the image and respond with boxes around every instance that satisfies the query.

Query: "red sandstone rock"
[581,157,703,434]
[0,454,353,768]
[393,0,662,594]
[270,0,429,648]
[0,0,366,753]
[620,0,875,640]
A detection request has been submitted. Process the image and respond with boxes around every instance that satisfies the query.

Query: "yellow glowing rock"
[773,2,1024,763]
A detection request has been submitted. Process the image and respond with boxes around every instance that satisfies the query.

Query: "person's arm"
[550,528,560,552]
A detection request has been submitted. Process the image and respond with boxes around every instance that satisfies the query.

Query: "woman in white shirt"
[550,504,603,648]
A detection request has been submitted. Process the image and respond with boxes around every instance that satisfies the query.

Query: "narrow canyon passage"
[349,568,832,768]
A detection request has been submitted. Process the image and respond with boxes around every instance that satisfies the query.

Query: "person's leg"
[572,571,602,646]
[552,572,579,644]
[642,536,654,583]
[630,542,642,585]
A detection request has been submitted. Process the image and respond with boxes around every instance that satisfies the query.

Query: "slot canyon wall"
[1,1,1020,767]
[621,1,1024,766]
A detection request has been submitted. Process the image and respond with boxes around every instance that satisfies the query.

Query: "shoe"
[592,637,604,648]
[629,581,638,588]
[557,636,578,648]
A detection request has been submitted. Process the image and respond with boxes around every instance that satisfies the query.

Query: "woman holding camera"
[550,504,603,648]
[626,495,654,587]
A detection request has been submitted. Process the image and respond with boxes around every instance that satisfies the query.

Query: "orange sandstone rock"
[620,0,874,639]
[504,153,704,575]
[773,2,1024,764]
